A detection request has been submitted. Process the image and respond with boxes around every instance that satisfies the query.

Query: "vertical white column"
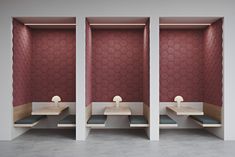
[0,17,13,141]
[149,17,159,140]
[223,16,235,140]
[76,17,87,140]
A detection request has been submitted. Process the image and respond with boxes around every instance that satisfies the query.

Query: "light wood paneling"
[203,102,221,122]
[13,103,32,122]
[143,103,150,122]
[86,104,92,122]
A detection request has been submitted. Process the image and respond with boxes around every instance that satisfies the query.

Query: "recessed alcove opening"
[12,17,76,138]
[159,17,223,139]
[85,17,150,138]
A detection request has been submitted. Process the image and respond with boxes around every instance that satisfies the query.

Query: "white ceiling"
[87,17,148,29]
[14,17,76,29]
[14,17,222,29]
[160,17,222,29]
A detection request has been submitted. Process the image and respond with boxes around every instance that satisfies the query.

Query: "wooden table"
[166,106,204,116]
[32,105,69,115]
[104,106,131,115]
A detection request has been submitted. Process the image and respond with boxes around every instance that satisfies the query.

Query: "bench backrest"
[143,103,150,122]
[13,103,32,122]
[203,102,221,122]
[86,104,92,122]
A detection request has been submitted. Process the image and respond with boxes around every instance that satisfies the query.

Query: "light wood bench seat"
[129,115,149,127]
[190,115,221,127]
[14,115,46,127]
[57,115,76,127]
[86,115,107,128]
[160,115,178,128]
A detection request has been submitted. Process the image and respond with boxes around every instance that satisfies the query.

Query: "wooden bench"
[190,115,221,127]
[190,102,222,127]
[14,115,46,127]
[86,115,107,128]
[57,115,76,127]
[160,115,178,128]
[128,115,149,127]
[14,103,46,127]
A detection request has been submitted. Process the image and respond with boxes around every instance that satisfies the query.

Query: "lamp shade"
[113,95,122,102]
[174,96,184,103]
[51,95,61,104]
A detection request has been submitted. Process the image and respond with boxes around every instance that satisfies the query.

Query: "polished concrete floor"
[0,129,235,157]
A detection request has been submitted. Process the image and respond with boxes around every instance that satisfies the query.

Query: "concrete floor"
[0,129,235,157]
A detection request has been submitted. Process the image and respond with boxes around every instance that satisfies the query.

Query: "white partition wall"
[149,17,159,140]
[76,17,87,140]
[223,16,235,140]
[0,17,13,140]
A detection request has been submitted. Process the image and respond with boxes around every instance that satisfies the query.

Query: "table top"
[104,106,131,115]
[31,105,69,115]
[166,106,204,116]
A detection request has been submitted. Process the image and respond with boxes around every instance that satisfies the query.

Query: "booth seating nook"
[190,103,222,127]
[58,115,76,128]
[159,115,178,128]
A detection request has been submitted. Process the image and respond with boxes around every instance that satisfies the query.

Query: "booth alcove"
[85,17,150,139]
[159,17,223,139]
[12,17,76,139]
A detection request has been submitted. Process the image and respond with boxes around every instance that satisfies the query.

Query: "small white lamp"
[51,95,61,107]
[174,96,184,107]
[113,95,122,108]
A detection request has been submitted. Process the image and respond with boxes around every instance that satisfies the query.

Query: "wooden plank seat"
[160,115,178,128]
[190,115,222,127]
[129,115,149,127]
[86,115,107,128]
[14,115,46,127]
[57,115,76,127]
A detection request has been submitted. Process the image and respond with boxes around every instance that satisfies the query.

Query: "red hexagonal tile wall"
[13,19,32,106]
[143,22,150,106]
[12,19,222,107]
[203,19,223,106]
[92,29,144,102]
[160,19,223,106]
[160,29,204,102]
[86,21,93,105]
[13,19,76,106]
[31,29,76,102]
